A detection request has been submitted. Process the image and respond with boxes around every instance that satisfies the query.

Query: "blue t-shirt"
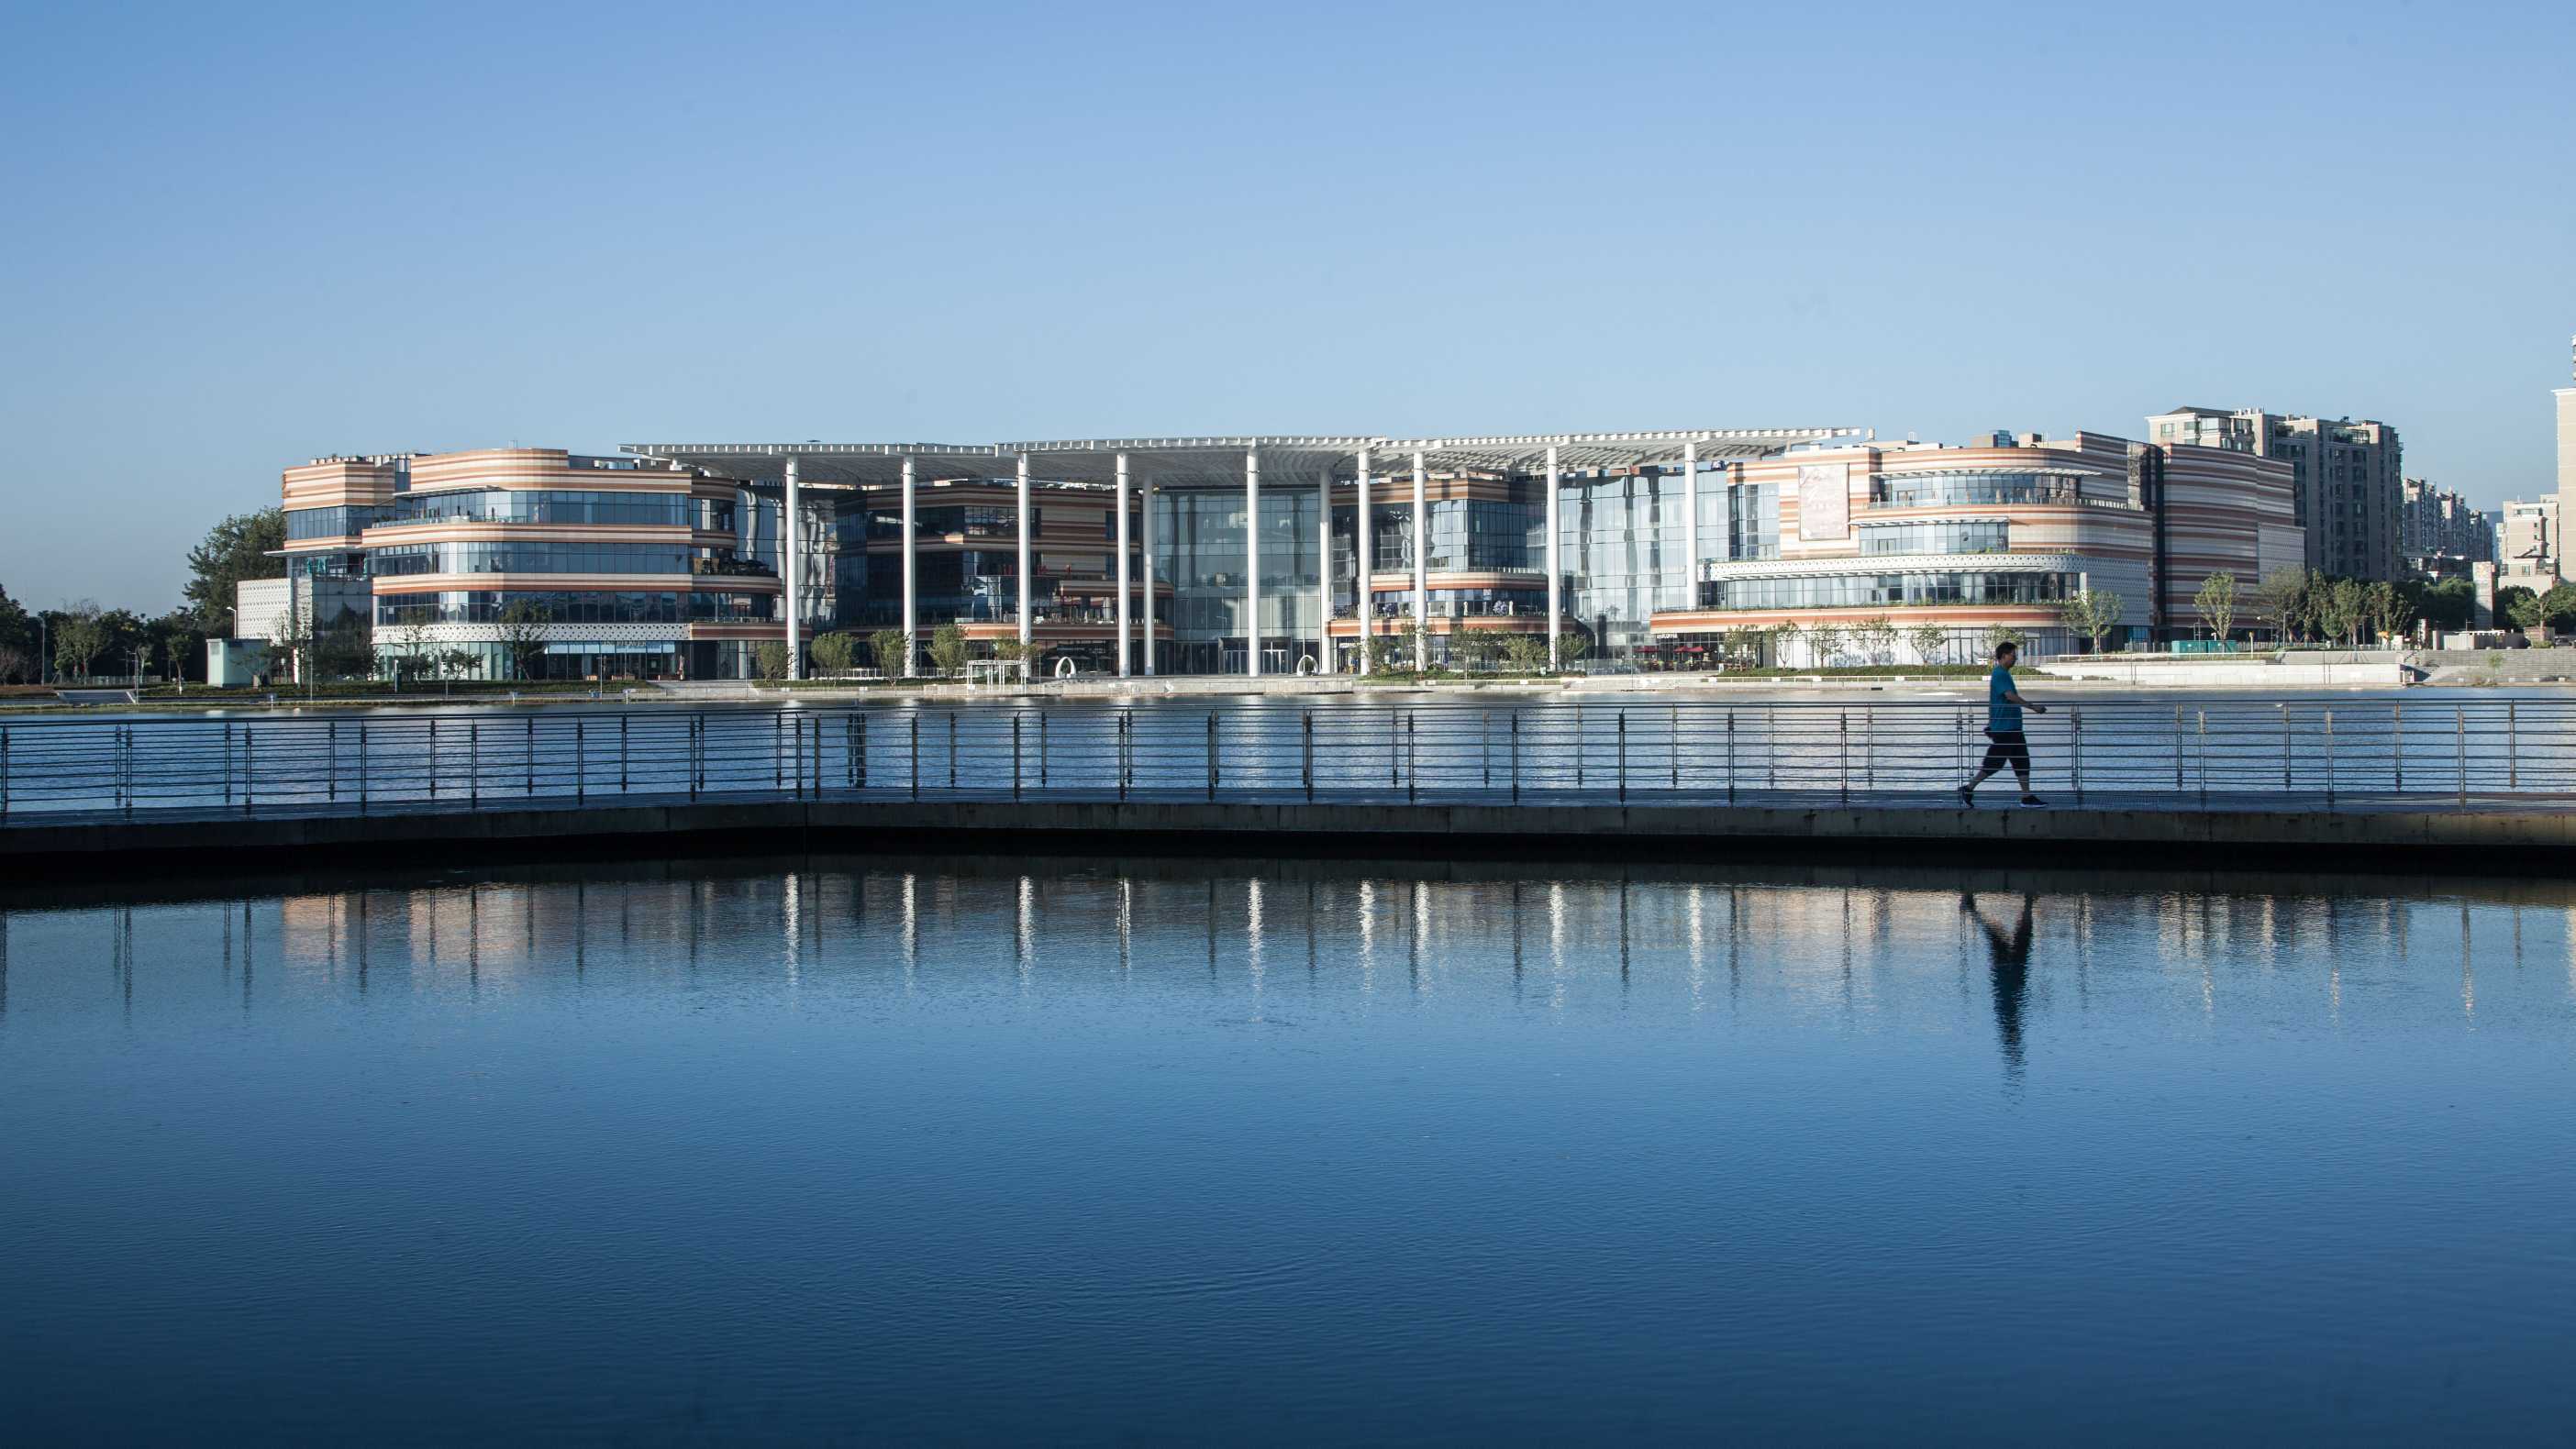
[1987,665,2022,733]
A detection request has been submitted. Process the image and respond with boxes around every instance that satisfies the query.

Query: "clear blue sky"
[3,0,2569,612]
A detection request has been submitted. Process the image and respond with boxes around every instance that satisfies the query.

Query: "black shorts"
[1982,730,2029,767]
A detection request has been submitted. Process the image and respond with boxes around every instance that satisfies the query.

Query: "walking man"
[1960,640,2048,806]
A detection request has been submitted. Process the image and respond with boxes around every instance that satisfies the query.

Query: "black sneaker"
[1956,784,1975,807]
[2019,793,2047,806]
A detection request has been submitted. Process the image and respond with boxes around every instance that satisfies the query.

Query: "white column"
[1316,463,1334,674]
[1245,447,1262,678]
[1410,450,1428,669]
[1115,452,1132,677]
[1545,444,1562,671]
[1355,448,1373,676]
[1016,453,1033,647]
[1680,440,1699,614]
[900,455,917,676]
[783,454,803,680]
[1140,479,1157,676]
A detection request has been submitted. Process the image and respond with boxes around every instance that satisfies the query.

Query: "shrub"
[869,628,907,676]
[809,632,858,675]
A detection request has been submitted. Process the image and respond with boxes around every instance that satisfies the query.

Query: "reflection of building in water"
[235,867,2563,1031]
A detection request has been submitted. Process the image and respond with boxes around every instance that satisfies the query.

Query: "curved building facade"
[281,448,786,680]
[1649,432,2301,663]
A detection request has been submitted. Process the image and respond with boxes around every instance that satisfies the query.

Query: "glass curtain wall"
[1560,466,1687,656]
[1155,486,1321,672]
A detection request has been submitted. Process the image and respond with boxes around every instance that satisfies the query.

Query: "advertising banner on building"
[1797,463,1851,542]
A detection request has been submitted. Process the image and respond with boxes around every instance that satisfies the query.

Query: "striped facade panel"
[2160,446,2297,633]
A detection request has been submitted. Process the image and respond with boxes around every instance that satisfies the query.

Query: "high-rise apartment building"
[2399,478,2494,577]
[2145,406,2403,581]
[2499,497,2560,590]
[2556,335,2575,564]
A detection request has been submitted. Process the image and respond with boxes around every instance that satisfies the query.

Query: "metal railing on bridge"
[1,699,2570,822]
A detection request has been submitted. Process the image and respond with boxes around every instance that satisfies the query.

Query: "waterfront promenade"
[3,699,2571,869]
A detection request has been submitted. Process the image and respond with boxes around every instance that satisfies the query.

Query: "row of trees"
[1705,617,2002,669]
[0,507,295,686]
[2205,567,2576,646]
[2245,568,2413,646]
[0,587,217,685]
[2495,581,2576,636]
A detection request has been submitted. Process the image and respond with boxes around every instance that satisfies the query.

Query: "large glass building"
[277,426,2304,681]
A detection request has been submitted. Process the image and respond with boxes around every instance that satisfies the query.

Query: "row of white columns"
[778,442,1715,681]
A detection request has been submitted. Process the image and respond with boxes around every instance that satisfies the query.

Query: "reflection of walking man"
[1959,641,2048,807]
[1964,891,2035,1080]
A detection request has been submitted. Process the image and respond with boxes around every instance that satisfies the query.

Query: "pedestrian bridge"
[3,700,2570,871]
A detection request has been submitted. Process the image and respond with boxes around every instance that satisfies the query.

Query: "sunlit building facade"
[271,426,2304,680]
[1650,431,2304,661]
[279,448,787,680]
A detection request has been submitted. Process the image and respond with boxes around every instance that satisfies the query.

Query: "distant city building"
[2556,335,2575,574]
[2498,496,2561,590]
[2145,407,2403,581]
[2399,478,2494,578]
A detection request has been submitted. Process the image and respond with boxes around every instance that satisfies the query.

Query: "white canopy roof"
[627,428,1862,490]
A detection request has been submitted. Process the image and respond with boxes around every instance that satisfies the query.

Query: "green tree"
[0,583,34,662]
[147,608,206,685]
[1369,634,1413,672]
[314,611,373,680]
[1854,614,1900,666]
[435,647,479,691]
[385,617,433,685]
[1448,629,1500,671]
[2057,589,2126,654]
[182,508,287,630]
[1722,625,1769,669]
[2415,576,2474,633]
[1804,623,1845,667]
[2193,570,2239,644]
[51,600,109,680]
[809,631,858,676]
[1770,622,1802,667]
[266,604,313,687]
[2495,585,2538,631]
[2254,567,2313,643]
[2507,583,2576,635]
[928,623,970,675]
[495,600,551,680]
[2546,583,2576,631]
[868,627,907,677]
[2317,578,2366,646]
[1982,623,2027,659]
[1553,629,1591,670]
[752,641,793,680]
[1904,621,1949,667]
[2364,580,2409,645]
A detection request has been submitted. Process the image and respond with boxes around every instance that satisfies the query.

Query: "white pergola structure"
[628,429,1851,679]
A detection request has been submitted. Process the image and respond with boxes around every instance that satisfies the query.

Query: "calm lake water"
[3,857,2571,1444]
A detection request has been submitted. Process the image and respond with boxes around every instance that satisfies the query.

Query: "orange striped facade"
[1649,431,2299,649]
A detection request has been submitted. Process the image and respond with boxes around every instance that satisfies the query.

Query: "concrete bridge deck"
[6,787,2572,874]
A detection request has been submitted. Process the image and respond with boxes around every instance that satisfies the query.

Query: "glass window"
[1698,571,2073,611]
[1868,472,2087,509]
[286,505,388,539]
[371,489,694,529]
[1856,521,2011,556]
[368,542,694,576]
